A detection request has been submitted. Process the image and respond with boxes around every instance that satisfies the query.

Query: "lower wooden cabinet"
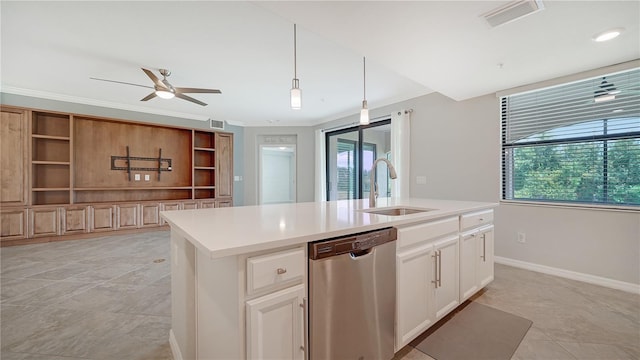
[90,205,115,232]
[1,209,27,240]
[61,206,89,235]
[1,198,231,243]
[116,204,139,229]
[140,203,161,227]
[29,207,60,237]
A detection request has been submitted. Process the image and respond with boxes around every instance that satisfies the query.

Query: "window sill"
[500,200,640,213]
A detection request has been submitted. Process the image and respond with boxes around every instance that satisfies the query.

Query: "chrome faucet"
[369,158,398,208]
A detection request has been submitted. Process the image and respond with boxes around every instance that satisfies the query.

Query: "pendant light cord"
[363,56,366,100]
[293,24,297,79]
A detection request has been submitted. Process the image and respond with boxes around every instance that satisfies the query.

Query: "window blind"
[501,68,640,206]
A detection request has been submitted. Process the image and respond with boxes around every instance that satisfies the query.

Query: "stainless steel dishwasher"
[308,227,397,360]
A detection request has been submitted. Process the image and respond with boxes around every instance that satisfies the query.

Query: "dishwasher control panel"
[309,227,397,260]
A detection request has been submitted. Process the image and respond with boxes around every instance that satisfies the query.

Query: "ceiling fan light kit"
[291,23,302,110]
[360,56,370,125]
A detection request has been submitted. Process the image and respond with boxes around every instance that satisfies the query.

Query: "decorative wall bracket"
[111,146,172,181]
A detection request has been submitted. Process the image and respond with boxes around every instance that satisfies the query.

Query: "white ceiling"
[1,1,638,127]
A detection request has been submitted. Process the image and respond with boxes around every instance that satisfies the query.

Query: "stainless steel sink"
[361,207,435,216]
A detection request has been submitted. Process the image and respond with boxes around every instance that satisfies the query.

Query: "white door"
[396,243,435,350]
[459,231,479,302]
[433,235,460,320]
[246,284,305,360]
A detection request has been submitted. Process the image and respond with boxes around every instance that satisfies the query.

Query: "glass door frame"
[325,119,391,201]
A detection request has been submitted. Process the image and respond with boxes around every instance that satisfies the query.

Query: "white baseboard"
[495,256,640,295]
[169,329,183,360]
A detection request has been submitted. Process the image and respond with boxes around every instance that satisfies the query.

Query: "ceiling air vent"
[482,0,544,28]
[209,119,225,130]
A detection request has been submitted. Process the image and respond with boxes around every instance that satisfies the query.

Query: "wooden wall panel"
[215,133,233,198]
[91,205,115,232]
[0,108,27,205]
[62,206,88,234]
[1,209,27,239]
[73,118,192,188]
[29,207,59,237]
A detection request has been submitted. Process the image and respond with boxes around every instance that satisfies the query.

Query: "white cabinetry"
[180,240,307,360]
[246,284,305,360]
[460,209,494,302]
[433,235,460,320]
[395,217,459,350]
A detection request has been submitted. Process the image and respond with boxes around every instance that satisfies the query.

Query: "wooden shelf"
[32,161,71,165]
[32,134,70,141]
[74,187,192,191]
[194,147,215,152]
[195,186,216,190]
[32,188,70,191]
[194,166,215,170]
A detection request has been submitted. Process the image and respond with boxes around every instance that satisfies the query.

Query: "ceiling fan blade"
[174,87,222,94]
[140,92,157,101]
[141,68,167,89]
[175,93,207,106]
[90,77,153,89]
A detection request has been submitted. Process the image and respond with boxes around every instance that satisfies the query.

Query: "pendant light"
[290,24,302,109]
[360,56,369,125]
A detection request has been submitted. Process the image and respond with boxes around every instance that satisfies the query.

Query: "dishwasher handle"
[349,248,372,258]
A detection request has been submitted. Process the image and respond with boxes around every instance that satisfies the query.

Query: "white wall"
[318,91,639,287]
[243,126,315,206]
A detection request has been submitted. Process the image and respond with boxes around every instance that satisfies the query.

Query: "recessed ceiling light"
[593,28,624,42]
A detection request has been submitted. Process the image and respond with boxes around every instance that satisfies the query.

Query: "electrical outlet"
[517,232,526,243]
[144,174,150,181]
[134,174,140,181]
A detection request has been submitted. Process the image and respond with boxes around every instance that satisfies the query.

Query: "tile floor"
[1,231,639,359]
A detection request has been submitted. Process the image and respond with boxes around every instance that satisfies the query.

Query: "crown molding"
[1,85,210,121]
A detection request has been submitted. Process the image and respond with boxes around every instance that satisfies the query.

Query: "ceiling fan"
[90,68,221,106]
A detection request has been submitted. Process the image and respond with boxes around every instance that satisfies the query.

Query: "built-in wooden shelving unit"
[0,105,233,246]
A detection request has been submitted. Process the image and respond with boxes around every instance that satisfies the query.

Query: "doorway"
[259,144,296,204]
[325,120,391,201]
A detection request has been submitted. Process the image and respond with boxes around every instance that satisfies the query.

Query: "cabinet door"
[90,205,115,232]
[160,202,182,225]
[116,204,138,229]
[433,235,459,320]
[1,209,28,240]
[477,226,494,288]
[0,108,28,206]
[29,207,60,237]
[215,133,233,198]
[217,199,232,208]
[182,201,198,210]
[198,200,216,209]
[396,243,435,350]
[459,231,479,302]
[246,284,305,360]
[140,203,161,227]
[60,206,89,234]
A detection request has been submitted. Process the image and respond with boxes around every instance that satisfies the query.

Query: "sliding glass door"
[326,120,391,201]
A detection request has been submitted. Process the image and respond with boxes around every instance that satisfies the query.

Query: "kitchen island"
[161,198,497,360]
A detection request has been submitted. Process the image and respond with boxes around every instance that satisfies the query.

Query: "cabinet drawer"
[247,247,305,295]
[397,216,459,249]
[460,210,493,231]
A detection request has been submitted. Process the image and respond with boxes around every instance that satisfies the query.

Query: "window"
[501,68,640,207]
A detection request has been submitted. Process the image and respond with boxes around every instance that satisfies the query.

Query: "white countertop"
[160,198,497,259]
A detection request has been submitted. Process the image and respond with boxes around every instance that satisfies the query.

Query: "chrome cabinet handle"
[301,298,308,358]
[276,268,287,275]
[431,253,438,287]
[437,250,442,287]
[481,233,486,262]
